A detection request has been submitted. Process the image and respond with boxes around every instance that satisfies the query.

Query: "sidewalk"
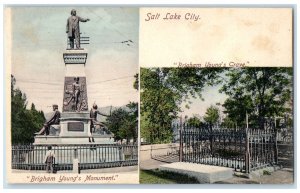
[140,159,167,170]
[12,165,138,174]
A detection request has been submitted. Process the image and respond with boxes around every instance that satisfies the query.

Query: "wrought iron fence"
[174,122,278,173]
[150,144,180,163]
[12,144,138,171]
[276,129,293,143]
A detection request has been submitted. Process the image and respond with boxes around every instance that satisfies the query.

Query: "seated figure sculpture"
[35,104,61,136]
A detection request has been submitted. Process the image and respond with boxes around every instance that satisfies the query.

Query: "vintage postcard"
[5,6,139,184]
[4,5,295,186]
[139,7,294,184]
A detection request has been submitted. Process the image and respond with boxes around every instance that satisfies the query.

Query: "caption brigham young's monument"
[34,9,113,145]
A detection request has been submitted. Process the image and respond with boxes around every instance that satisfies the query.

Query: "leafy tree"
[141,68,223,143]
[11,75,45,144]
[106,73,138,144]
[105,102,138,144]
[220,68,292,128]
[221,116,236,129]
[122,102,138,143]
[203,105,220,126]
[106,108,129,142]
[186,115,202,126]
[222,95,253,128]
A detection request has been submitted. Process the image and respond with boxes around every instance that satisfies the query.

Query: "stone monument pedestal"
[33,110,114,145]
[59,112,90,137]
[33,49,114,145]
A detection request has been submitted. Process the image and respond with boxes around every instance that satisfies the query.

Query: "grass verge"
[140,169,199,184]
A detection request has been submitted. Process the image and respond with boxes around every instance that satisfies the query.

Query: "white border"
[1,0,299,192]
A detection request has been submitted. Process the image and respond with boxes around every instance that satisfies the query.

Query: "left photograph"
[6,6,139,184]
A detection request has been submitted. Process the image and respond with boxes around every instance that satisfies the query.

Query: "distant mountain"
[97,105,129,122]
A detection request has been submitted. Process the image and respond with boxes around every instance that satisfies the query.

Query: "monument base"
[33,135,114,145]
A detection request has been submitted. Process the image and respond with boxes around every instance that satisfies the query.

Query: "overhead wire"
[15,75,134,85]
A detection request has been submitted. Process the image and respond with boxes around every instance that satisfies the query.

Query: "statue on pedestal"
[35,105,61,135]
[90,103,111,134]
[88,103,112,142]
[66,9,90,49]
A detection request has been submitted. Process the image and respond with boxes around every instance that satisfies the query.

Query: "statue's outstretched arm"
[96,110,110,117]
[78,16,90,22]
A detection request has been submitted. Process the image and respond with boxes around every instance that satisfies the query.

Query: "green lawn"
[140,169,200,184]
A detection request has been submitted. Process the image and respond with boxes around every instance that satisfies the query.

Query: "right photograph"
[139,67,293,184]
[138,7,294,185]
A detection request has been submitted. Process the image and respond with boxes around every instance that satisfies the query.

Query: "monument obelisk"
[34,9,113,144]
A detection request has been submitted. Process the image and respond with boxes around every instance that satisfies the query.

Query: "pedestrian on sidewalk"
[44,146,55,173]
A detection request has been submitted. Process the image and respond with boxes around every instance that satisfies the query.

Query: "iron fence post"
[245,127,250,173]
[179,116,183,162]
[73,148,80,174]
[27,147,31,170]
[119,146,123,167]
[274,121,279,164]
[74,148,78,159]
[209,123,213,156]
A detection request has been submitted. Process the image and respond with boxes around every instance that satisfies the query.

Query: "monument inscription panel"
[67,122,84,132]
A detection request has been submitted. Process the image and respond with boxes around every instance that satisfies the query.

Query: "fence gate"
[179,123,278,173]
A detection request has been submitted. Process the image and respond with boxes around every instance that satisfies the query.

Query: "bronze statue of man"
[66,9,90,49]
[64,77,82,111]
[35,105,61,135]
[72,77,81,111]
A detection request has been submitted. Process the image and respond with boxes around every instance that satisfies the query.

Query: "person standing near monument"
[66,9,90,49]
[35,105,61,135]
[44,146,55,173]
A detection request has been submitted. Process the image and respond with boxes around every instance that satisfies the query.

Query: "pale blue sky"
[179,84,228,118]
[9,6,227,116]
[10,6,139,113]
